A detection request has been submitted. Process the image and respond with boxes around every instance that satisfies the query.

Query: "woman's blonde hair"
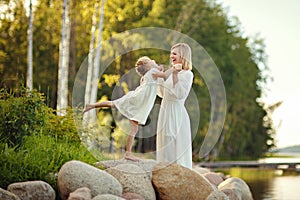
[171,43,192,70]
[135,56,151,76]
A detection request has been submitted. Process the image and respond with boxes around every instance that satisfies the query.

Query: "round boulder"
[57,160,122,200]
[105,164,155,200]
[7,180,55,200]
[203,172,224,186]
[218,177,253,200]
[152,162,216,200]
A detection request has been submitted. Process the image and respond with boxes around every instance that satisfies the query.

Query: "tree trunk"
[57,0,71,116]
[90,0,105,122]
[69,0,77,105]
[26,0,33,91]
[83,1,99,123]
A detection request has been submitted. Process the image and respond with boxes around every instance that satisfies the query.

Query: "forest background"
[0,0,279,177]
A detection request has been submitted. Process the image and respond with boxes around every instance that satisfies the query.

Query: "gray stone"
[92,194,125,200]
[57,160,122,200]
[96,159,157,179]
[218,177,253,200]
[7,180,55,200]
[121,193,145,200]
[206,190,229,200]
[68,187,92,200]
[106,164,155,200]
[0,188,20,200]
[203,172,224,186]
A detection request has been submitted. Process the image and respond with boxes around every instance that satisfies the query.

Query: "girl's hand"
[158,64,164,71]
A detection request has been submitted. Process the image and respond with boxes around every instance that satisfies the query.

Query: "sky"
[218,0,300,148]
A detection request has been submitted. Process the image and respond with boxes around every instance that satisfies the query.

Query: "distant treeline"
[0,0,277,160]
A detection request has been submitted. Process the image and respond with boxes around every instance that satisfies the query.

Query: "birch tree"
[83,1,99,123]
[57,0,71,116]
[86,0,106,122]
[26,0,33,91]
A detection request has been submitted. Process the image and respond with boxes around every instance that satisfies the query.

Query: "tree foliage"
[0,0,275,159]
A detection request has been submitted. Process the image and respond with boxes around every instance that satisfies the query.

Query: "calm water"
[218,156,300,200]
[247,175,300,200]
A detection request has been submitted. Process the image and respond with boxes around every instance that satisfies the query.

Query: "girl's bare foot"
[124,152,140,162]
[82,104,94,115]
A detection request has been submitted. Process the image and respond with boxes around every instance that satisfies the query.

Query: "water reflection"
[263,176,300,200]
[246,179,271,200]
[220,168,300,200]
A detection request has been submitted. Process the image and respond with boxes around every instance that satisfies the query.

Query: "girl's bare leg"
[82,101,114,115]
[124,120,140,161]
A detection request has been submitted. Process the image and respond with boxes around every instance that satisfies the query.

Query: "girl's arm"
[152,67,174,80]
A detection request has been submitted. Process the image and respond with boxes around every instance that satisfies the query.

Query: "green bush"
[0,88,104,194]
[0,88,50,147]
[0,134,97,191]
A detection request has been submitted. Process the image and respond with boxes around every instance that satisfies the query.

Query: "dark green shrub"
[0,88,51,147]
[0,88,105,195]
[0,133,98,191]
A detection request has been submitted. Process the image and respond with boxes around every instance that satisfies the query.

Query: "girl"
[83,56,172,161]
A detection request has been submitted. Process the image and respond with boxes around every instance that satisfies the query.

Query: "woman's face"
[170,47,182,65]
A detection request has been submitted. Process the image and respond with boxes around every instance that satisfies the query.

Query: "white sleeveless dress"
[113,68,160,125]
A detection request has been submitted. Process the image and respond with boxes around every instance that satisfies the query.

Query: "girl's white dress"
[113,68,159,125]
[156,70,193,169]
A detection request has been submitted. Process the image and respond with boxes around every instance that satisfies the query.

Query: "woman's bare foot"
[124,152,140,162]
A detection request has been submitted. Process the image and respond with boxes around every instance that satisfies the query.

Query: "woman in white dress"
[156,43,194,169]
[83,56,170,161]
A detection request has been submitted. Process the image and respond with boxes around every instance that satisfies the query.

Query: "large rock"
[203,172,224,186]
[92,194,125,200]
[218,177,253,200]
[152,162,216,200]
[105,164,155,200]
[68,187,92,200]
[121,193,145,200]
[57,160,122,200]
[206,190,229,200]
[96,159,157,179]
[0,188,20,200]
[7,180,55,200]
[193,165,211,174]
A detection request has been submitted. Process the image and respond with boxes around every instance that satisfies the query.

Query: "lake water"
[247,175,300,200]
[217,156,300,200]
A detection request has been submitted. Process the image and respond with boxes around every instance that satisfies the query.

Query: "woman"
[156,43,194,169]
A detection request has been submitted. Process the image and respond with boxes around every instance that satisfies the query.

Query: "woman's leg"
[124,120,140,161]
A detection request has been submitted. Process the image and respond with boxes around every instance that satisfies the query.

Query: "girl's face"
[148,59,158,68]
[170,47,182,65]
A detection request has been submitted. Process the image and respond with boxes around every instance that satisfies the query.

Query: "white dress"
[113,68,159,125]
[156,70,193,169]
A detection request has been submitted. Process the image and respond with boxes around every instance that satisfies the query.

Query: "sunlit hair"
[135,56,151,76]
[171,43,192,70]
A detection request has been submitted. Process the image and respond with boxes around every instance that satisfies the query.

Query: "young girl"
[83,56,172,161]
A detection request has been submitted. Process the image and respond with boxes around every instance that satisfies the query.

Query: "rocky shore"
[0,159,254,200]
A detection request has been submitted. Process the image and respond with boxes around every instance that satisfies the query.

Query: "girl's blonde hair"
[171,43,192,70]
[135,56,151,76]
